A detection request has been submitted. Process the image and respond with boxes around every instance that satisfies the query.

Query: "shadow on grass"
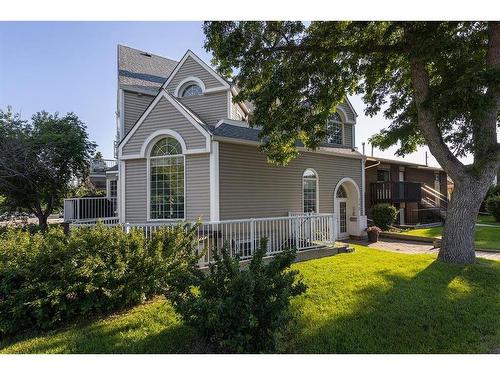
[289,259,500,354]
[0,299,205,354]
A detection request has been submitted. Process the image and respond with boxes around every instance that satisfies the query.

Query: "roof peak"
[118,44,178,64]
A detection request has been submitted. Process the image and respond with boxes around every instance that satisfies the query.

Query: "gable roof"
[118,45,178,93]
[161,50,230,91]
[118,88,212,154]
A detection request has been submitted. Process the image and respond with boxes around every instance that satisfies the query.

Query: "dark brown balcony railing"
[370,181,422,203]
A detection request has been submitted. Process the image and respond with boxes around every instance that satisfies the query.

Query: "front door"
[337,198,348,239]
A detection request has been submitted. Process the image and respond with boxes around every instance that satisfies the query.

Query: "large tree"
[204,21,500,264]
[0,108,96,229]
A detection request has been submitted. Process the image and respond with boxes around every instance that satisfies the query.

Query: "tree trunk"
[438,177,491,264]
[37,214,48,231]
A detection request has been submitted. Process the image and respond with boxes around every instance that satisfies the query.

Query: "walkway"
[345,238,500,261]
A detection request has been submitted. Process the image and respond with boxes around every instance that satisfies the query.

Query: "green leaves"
[0,109,96,226]
[204,21,498,165]
[0,223,201,336]
[165,238,307,353]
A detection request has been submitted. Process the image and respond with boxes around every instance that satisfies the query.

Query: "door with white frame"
[335,185,349,239]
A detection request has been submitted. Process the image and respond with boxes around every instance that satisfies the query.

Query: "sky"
[0,21,467,167]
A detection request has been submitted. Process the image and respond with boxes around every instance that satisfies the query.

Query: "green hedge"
[371,203,398,230]
[486,195,500,222]
[0,223,199,336]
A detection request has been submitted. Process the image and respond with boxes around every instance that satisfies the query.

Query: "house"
[64,44,369,252]
[365,156,448,225]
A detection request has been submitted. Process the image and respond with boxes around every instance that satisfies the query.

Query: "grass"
[403,217,500,250]
[1,245,499,354]
[477,215,500,226]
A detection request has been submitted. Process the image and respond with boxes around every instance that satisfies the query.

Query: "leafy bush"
[480,184,500,212]
[165,238,307,353]
[371,203,398,230]
[0,222,199,336]
[486,195,500,222]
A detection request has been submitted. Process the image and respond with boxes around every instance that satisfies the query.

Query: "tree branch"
[408,55,467,182]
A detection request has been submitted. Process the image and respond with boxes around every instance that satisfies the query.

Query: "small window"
[109,180,117,198]
[303,169,318,213]
[326,113,343,145]
[181,84,202,97]
[377,170,390,182]
[336,185,347,198]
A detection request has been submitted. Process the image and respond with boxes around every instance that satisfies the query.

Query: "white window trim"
[146,140,186,222]
[106,177,118,198]
[162,50,230,91]
[118,89,211,158]
[302,168,319,214]
[174,76,206,97]
[326,114,345,146]
[140,129,187,158]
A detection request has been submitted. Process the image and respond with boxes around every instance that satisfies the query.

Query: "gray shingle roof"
[118,45,178,91]
[212,121,364,158]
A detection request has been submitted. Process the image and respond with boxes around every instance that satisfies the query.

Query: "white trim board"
[162,50,230,91]
[174,76,206,97]
[209,141,220,221]
[118,89,212,158]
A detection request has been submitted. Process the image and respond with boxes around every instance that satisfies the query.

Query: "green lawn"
[404,219,500,250]
[477,215,500,226]
[1,245,499,354]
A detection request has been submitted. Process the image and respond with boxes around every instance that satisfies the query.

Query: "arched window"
[149,137,184,220]
[303,169,318,213]
[326,113,343,145]
[181,84,202,97]
[336,185,347,198]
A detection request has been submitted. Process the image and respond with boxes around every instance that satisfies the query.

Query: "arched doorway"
[333,178,361,239]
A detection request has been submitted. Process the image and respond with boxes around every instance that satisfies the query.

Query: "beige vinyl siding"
[218,142,363,220]
[185,154,210,221]
[123,91,155,135]
[167,56,223,92]
[122,97,207,155]
[338,102,356,123]
[124,159,147,223]
[344,123,353,148]
[179,91,228,125]
[124,154,210,223]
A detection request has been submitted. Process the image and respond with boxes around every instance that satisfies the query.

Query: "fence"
[72,213,336,267]
[64,197,118,223]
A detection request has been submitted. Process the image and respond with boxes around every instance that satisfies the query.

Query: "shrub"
[486,195,500,222]
[480,184,500,212]
[165,238,307,353]
[371,203,398,230]
[0,222,199,336]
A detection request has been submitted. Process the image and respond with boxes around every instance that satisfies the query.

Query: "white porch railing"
[71,213,337,267]
[90,159,117,175]
[64,197,118,223]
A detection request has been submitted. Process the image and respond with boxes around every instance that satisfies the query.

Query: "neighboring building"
[64,45,368,244]
[365,156,448,225]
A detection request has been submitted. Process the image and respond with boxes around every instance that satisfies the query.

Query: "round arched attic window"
[181,83,203,97]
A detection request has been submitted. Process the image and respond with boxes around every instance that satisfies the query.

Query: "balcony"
[64,197,118,224]
[370,181,422,204]
[90,159,117,176]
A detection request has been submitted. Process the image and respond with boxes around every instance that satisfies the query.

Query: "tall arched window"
[181,84,202,97]
[326,113,343,145]
[303,169,318,213]
[149,137,185,220]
